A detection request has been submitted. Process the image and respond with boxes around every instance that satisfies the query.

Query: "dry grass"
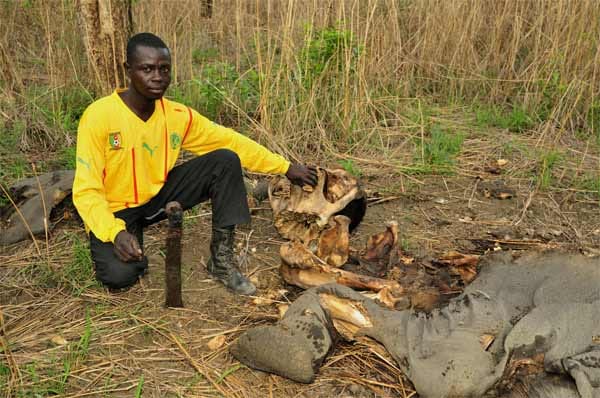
[1,130,598,397]
[1,1,600,397]
[1,1,600,154]
[0,214,418,397]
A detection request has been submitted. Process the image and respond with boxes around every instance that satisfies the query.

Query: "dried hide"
[231,252,600,398]
[0,170,74,245]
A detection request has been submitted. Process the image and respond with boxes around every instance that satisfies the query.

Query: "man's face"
[126,45,171,100]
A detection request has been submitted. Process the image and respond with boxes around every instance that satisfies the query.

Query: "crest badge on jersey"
[170,132,181,149]
[108,132,122,149]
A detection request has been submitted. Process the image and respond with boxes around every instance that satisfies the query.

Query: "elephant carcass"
[231,252,600,397]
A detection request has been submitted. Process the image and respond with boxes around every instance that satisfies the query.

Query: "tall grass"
[1,0,599,158]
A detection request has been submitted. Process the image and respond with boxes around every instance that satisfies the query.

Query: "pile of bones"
[232,168,600,398]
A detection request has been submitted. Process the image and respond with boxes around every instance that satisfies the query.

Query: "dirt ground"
[1,133,599,397]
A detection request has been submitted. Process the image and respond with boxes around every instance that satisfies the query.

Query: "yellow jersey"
[73,90,290,243]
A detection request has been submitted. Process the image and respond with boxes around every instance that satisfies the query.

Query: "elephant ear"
[1,170,75,245]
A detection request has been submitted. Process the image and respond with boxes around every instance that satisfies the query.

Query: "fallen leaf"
[207,335,226,351]
[480,334,495,350]
[50,335,68,346]
[364,221,399,261]
[437,251,480,283]
[366,286,407,309]
[438,251,479,267]
[276,304,289,318]
[455,266,477,283]
[497,159,509,167]
[496,191,514,199]
[251,289,289,306]
[249,275,259,286]
[251,297,272,306]
[400,255,414,265]
[63,209,72,220]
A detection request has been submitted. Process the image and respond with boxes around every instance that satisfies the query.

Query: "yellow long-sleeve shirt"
[73,90,290,243]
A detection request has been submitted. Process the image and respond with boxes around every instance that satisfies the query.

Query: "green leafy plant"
[537,150,562,190]
[338,159,362,177]
[170,61,260,122]
[505,106,534,132]
[134,374,144,398]
[299,26,361,87]
[53,311,93,395]
[21,85,91,147]
[587,100,600,147]
[475,104,534,132]
[577,173,600,204]
[62,234,98,295]
[16,313,92,397]
[537,70,567,122]
[216,364,244,384]
[0,362,9,392]
[192,47,219,65]
[411,124,464,174]
[0,119,24,155]
[18,234,98,294]
[59,146,77,170]
[0,155,28,182]
[400,237,412,252]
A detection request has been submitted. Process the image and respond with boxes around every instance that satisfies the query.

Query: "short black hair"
[126,32,169,63]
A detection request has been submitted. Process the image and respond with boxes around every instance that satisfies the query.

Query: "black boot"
[207,226,257,296]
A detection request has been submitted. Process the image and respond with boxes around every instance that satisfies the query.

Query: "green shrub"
[537,150,562,190]
[299,26,361,87]
[587,100,600,147]
[338,159,362,177]
[59,146,77,170]
[578,173,600,203]
[62,234,97,295]
[537,70,567,122]
[411,124,464,174]
[170,61,259,122]
[475,104,534,132]
[17,234,97,295]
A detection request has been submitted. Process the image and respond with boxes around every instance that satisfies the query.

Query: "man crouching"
[73,33,316,295]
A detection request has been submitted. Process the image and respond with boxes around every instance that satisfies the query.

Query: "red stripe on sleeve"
[182,106,193,143]
[131,148,139,204]
[161,99,168,181]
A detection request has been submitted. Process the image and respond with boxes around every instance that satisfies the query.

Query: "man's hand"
[114,230,143,262]
[286,164,318,187]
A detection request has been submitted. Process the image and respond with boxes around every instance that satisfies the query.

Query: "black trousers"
[90,149,250,289]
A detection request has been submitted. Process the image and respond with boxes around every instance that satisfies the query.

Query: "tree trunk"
[78,0,132,95]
